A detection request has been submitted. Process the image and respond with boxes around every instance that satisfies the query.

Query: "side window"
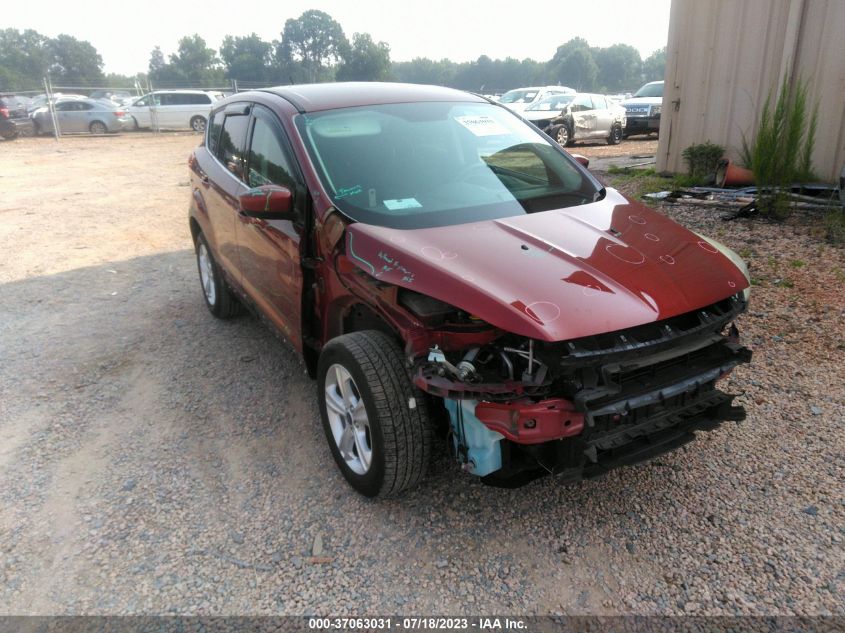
[135,96,148,107]
[217,111,250,180]
[158,94,176,106]
[591,95,607,110]
[55,102,72,112]
[246,109,295,188]
[571,94,592,112]
[187,94,211,105]
[207,109,223,155]
[79,102,94,111]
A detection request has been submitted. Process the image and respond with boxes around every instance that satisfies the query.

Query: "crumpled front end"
[413,293,751,483]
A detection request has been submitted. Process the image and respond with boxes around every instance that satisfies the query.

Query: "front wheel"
[607,124,623,145]
[549,123,572,147]
[318,331,433,497]
[190,116,206,132]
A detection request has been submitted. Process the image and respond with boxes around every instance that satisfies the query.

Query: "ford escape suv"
[188,82,751,497]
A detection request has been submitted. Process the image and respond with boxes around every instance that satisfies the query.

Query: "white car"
[126,90,220,132]
[523,93,627,146]
[497,85,575,112]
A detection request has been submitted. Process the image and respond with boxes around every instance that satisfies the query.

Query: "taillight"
[114,110,125,117]
[0,108,8,118]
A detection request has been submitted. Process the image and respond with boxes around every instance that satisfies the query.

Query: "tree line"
[1,11,665,93]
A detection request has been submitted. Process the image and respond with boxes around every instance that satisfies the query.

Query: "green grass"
[605,166,709,199]
[789,259,805,268]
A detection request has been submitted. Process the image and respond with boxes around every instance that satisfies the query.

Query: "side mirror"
[238,185,296,221]
[568,153,590,168]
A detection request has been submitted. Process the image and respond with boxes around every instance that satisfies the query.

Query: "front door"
[569,93,597,139]
[235,103,304,345]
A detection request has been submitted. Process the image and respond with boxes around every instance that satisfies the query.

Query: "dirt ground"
[0,133,842,616]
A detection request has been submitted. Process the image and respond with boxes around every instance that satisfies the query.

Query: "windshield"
[634,82,663,98]
[498,89,539,104]
[295,102,601,229]
[526,94,575,111]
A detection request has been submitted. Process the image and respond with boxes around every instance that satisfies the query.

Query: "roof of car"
[151,89,214,94]
[260,82,486,113]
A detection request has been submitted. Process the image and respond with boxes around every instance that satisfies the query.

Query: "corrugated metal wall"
[656,0,845,181]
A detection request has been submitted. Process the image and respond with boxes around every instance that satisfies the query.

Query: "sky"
[6,0,672,76]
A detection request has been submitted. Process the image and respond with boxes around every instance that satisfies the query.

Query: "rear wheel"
[190,116,206,132]
[194,232,243,318]
[317,331,433,497]
[89,121,107,135]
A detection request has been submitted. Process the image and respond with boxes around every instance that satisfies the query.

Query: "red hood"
[345,189,749,341]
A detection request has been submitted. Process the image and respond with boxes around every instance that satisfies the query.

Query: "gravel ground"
[0,134,842,616]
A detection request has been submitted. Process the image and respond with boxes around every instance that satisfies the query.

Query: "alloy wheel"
[324,364,372,475]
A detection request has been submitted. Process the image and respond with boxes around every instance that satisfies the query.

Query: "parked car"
[622,80,664,138]
[189,82,752,497]
[31,98,132,135]
[26,93,86,114]
[0,96,35,139]
[89,90,135,106]
[126,90,219,131]
[524,93,626,146]
[498,85,575,112]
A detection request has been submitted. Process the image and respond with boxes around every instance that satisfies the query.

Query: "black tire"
[549,123,573,147]
[607,124,623,145]
[131,116,140,131]
[89,121,107,135]
[317,331,433,497]
[190,116,207,132]
[194,232,243,318]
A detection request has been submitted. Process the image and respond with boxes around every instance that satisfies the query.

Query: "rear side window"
[217,112,250,180]
[187,94,211,105]
[207,110,223,155]
[247,108,295,188]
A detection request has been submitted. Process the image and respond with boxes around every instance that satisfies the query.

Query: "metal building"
[656,0,845,181]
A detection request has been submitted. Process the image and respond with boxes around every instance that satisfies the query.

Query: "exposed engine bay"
[407,291,752,484]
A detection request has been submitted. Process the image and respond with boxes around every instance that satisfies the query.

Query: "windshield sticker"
[383,198,422,210]
[335,184,362,199]
[454,115,510,137]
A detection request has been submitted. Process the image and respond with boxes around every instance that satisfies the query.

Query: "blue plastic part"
[443,398,503,477]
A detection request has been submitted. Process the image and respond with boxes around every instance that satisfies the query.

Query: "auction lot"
[0,134,842,615]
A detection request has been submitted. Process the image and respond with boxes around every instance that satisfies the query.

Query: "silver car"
[32,98,133,135]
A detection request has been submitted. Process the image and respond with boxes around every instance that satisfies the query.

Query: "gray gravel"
[0,136,842,616]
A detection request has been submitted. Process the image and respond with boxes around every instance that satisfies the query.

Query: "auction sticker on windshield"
[454,115,510,137]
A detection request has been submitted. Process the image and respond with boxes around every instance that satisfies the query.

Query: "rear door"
[197,103,252,279]
[591,95,612,137]
[235,103,304,343]
[157,93,181,128]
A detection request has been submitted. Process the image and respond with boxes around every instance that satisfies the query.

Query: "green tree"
[593,44,642,92]
[392,58,457,86]
[167,34,222,85]
[642,47,666,83]
[48,34,104,87]
[336,33,391,81]
[148,46,166,80]
[547,39,598,91]
[277,10,349,83]
[0,28,51,90]
[220,34,272,83]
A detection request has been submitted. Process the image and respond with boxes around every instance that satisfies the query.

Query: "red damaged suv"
[188,83,751,497]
